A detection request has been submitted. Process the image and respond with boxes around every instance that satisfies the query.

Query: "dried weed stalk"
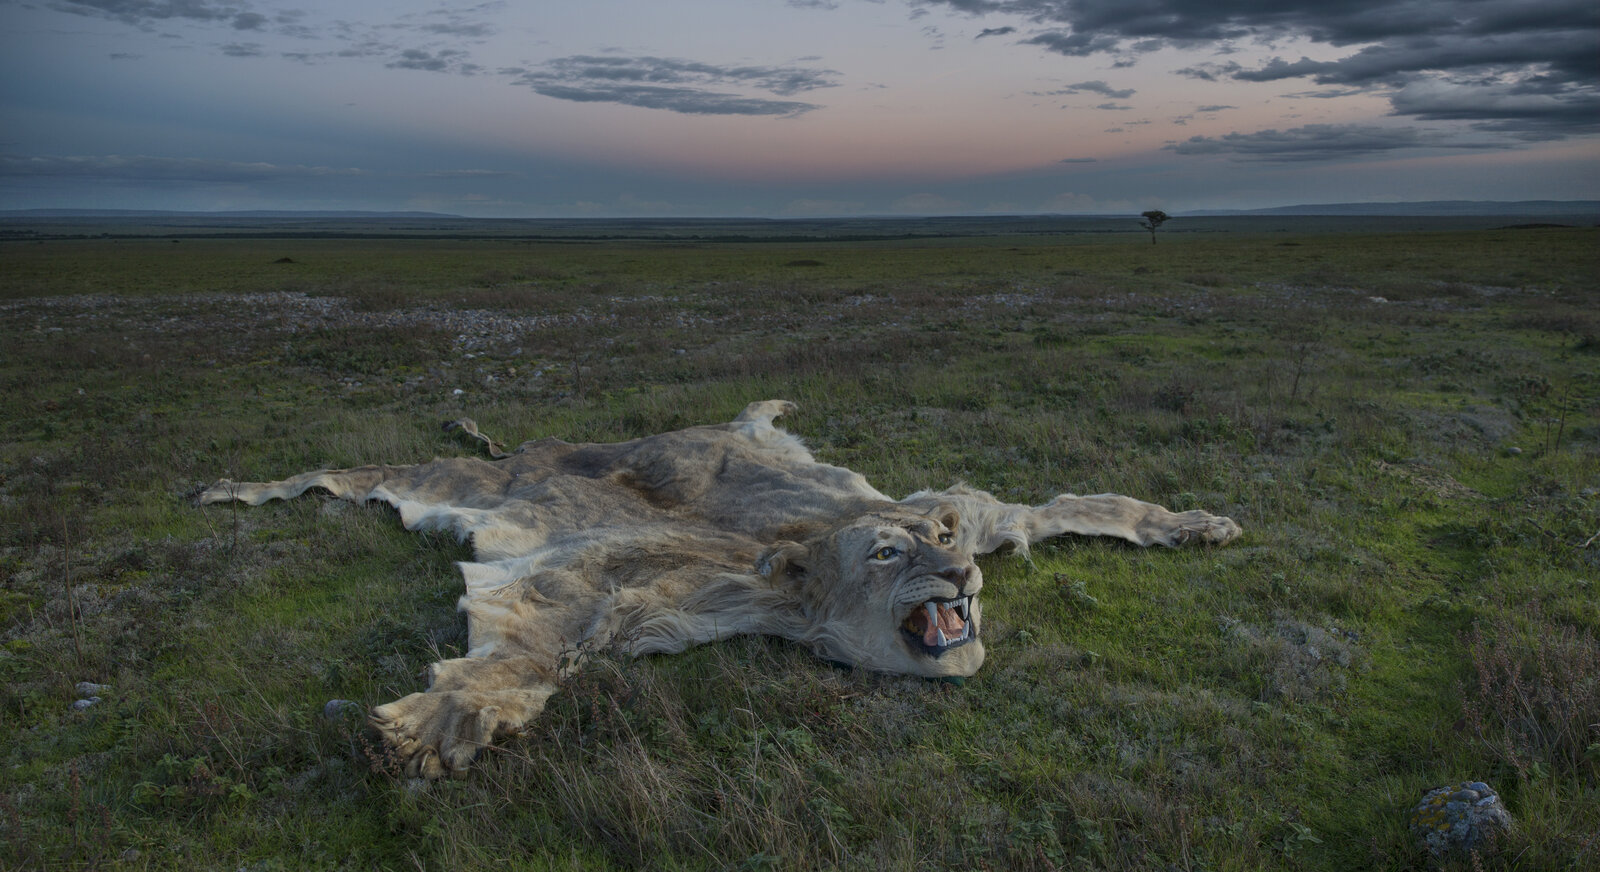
[1460,603,1600,780]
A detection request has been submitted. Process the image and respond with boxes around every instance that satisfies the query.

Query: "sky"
[1,0,1596,217]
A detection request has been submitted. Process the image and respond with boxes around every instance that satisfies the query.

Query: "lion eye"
[871,546,898,561]
[937,532,953,546]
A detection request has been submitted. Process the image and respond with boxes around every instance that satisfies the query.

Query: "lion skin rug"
[201,400,1240,777]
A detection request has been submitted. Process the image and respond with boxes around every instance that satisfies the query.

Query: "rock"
[322,699,362,721]
[75,681,109,696]
[71,697,101,711]
[1408,781,1513,857]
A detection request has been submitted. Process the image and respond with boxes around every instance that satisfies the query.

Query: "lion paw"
[196,479,240,505]
[1166,510,1241,546]
[369,687,554,779]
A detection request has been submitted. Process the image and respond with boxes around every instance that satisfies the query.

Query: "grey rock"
[71,697,101,711]
[1408,781,1513,857]
[322,699,362,721]
[75,681,109,697]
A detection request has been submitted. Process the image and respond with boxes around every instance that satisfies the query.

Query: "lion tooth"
[925,601,939,628]
[936,628,948,646]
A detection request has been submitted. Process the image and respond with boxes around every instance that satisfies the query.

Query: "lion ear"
[927,503,960,535]
[756,541,809,583]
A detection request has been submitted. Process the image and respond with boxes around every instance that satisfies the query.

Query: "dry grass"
[1462,603,1600,782]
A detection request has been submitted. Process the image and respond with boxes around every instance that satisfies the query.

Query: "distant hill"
[0,208,464,219]
[1187,200,1600,217]
[4,202,1598,221]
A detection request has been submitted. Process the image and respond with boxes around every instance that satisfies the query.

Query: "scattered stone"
[1408,781,1513,858]
[71,697,101,711]
[323,699,362,721]
[75,681,109,696]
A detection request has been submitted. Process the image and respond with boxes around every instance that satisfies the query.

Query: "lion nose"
[939,564,975,592]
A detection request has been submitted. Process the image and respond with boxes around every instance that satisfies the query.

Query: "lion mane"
[201,400,1239,778]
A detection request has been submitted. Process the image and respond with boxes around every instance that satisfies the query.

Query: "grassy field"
[1,225,1596,870]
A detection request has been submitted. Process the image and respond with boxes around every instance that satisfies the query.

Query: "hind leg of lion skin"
[370,655,559,778]
[197,467,390,506]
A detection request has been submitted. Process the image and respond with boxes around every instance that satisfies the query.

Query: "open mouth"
[901,595,978,657]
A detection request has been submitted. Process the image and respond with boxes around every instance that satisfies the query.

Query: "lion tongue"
[922,601,966,647]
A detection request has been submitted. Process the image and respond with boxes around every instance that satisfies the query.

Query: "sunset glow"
[2,0,1595,216]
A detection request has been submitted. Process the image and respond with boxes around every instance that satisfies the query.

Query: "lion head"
[762,506,985,679]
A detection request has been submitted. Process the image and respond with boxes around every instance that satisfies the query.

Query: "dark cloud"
[1389,79,1600,138]
[0,154,364,181]
[1020,29,1121,58]
[1058,157,1097,163]
[1166,124,1502,161]
[1195,104,1235,113]
[1235,32,1596,87]
[522,84,819,117]
[917,0,1600,140]
[1065,80,1135,99]
[1175,61,1243,83]
[411,1,500,39]
[420,21,494,38]
[52,1,493,76]
[387,47,480,75]
[514,56,838,116]
[537,56,837,97]
[975,26,1015,39]
[421,169,522,178]
[51,0,244,27]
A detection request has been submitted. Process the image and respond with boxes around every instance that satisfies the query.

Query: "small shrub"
[1460,604,1600,781]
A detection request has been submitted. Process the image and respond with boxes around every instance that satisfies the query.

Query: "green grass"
[2,226,1597,870]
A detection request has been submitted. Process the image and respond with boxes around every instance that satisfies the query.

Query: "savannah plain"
[1,218,1596,870]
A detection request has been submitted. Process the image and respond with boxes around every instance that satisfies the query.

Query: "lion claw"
[369,686,556,779]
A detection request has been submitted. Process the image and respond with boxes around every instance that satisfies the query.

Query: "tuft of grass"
[1461,603,1600,782]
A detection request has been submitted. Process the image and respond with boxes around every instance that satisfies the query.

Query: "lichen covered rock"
[1408,781,1513,857]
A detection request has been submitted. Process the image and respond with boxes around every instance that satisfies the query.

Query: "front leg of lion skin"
[904,486,1240,555]
[370,655,559,779]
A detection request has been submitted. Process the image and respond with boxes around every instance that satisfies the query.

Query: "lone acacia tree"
[1140,210,1170,244]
